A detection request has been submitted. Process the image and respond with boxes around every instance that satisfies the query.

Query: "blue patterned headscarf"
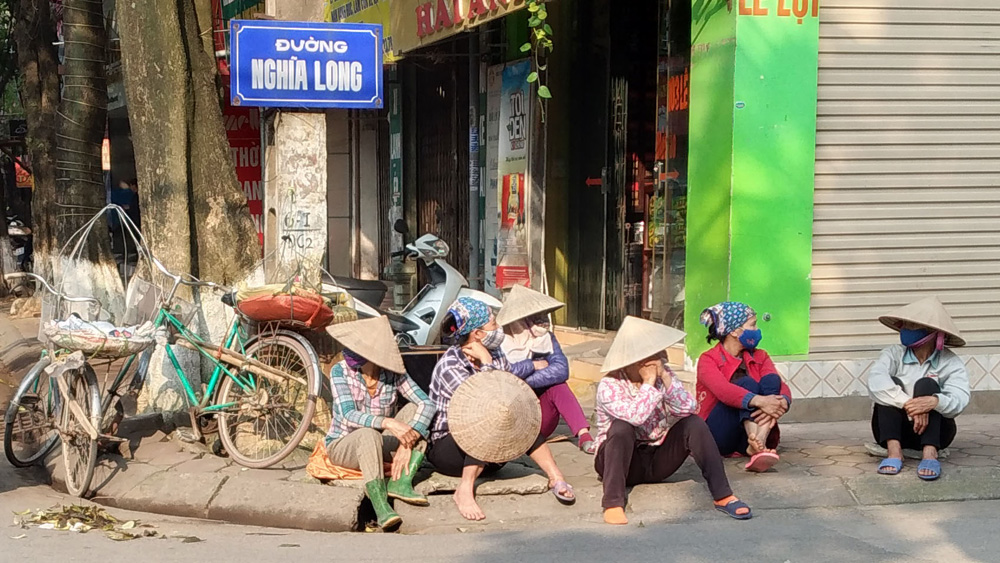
[700,301,756,337]
[447,297,493,337]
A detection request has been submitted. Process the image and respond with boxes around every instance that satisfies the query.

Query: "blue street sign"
[229,20,383,109]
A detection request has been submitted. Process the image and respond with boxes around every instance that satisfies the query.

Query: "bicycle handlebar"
[5,272,103,313]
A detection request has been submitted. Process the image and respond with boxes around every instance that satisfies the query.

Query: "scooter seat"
[323,273,387,292]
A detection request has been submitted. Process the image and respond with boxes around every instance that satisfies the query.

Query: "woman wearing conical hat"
[497,285,597,454]
[323,316,436,532]
[868,297,970,481]
[696,302,793,473]
[428,296,576,521]
[594,316,752,525]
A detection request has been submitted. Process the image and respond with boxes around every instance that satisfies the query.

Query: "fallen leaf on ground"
[10,534,26,540]
[17,505,155,542]
[279,544,300,548]
[122,521,136,530]
[179,536,204,543]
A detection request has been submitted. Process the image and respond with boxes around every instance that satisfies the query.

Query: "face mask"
[529,317,550,338]
[900,328,931,348]
[480,328,506,350]
[738,328,762,350]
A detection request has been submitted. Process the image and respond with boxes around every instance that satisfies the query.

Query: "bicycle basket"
[42,317,159,359]
[123,276,197,327]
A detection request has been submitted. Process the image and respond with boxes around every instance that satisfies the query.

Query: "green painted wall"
[685,3,737,357]
[686,0,819,358]
[729,3,819,356]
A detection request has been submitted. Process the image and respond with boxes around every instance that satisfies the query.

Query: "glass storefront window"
[645,0,690,329]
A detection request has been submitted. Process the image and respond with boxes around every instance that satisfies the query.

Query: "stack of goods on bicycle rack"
[44,315,160,359]
[233,282,356,329]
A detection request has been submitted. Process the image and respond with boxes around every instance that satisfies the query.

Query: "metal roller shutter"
[810,0,1000,352]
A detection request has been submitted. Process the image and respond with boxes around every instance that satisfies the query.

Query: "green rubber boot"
[364,479,402,531]
[387,450,429,506]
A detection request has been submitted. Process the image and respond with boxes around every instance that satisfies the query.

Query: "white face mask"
[529,324,549,338]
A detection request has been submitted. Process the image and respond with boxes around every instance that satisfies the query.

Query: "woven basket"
[43,322,157,359]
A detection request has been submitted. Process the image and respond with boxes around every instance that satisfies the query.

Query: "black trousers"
[872,377,956,450]
[427,432,547,478]
[594,416,733,510]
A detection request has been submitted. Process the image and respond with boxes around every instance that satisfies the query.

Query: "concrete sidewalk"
[5,311,1000,535]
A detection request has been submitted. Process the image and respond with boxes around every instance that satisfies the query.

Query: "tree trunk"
[117,0,257,286]
[117,0,259,414]
[56,0,124,318]
[11,0,59,281]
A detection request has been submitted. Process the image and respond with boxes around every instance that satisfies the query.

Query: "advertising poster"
[484,64,502,296]
[223,86,263,247]
[495,59,531,289]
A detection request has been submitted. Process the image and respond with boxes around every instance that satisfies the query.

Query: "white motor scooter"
[322,223,501,347]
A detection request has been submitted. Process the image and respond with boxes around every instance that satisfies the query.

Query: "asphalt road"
[1,461,996,563]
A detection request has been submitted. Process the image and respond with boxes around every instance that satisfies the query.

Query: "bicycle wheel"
[60,364,101,497]
[4,357,58,467]
[216,331,319,469]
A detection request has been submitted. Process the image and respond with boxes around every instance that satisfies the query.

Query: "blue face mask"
[738,328,762,350]
[900,328,931,348]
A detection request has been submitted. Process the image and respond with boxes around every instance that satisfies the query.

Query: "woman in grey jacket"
[867,297,970,481]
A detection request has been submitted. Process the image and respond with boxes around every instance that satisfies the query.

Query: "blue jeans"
[704,373,783,456]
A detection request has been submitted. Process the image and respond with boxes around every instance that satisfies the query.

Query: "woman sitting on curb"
[428,297,576,522]
[696,301,792,473]
[595,316,752,525]
[868,297,970,481]
[324,316,436,532]
[498,285,597,454]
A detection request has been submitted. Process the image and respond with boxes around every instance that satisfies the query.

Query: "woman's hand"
[461,341,493,367]
[751,395,787,419]
[391,446,412,481]
[638,361,659,386]
[384,419,419,449]
[904,396,939,417]
[912,413,929,435]
[533,360,549,371]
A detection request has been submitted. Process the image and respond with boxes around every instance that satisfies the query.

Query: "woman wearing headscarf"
[697,301,792,473]
[498,285,596,454]
[595,316,752,525]
[323,316,436,532]
[868,297,970,481]
[428,296,576,521]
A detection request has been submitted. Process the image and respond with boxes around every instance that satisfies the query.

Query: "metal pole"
[468,31,481,289]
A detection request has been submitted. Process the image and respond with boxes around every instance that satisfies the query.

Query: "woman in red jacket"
[696,301,792,473]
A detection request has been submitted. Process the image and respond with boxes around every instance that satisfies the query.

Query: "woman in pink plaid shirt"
[594,316,751,525]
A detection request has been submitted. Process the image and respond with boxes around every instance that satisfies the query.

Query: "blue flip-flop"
[917,459,941,481]
[878,458,903,475]
[715,498,753,520]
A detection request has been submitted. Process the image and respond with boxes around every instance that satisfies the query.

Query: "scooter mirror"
[393,218,408,236]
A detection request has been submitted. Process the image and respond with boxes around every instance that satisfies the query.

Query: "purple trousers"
[538,383,590,438]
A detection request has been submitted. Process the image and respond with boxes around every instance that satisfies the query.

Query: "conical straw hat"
[878,296,966,347]
[601,316,686,373]
[326,316,406,373]
[449,370,542,464]
[496,285,565,326]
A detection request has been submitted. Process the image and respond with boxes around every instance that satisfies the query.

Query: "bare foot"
[754,422,774,452]
[747,435,765,456]
[453,486,485,521]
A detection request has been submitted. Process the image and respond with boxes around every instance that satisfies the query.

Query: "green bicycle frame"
[105,306,259,413]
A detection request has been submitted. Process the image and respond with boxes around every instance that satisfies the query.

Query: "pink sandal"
[745,451,779,473]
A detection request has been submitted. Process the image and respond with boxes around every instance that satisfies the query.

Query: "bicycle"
[5,261,322,496]
[103,256,323,469]
[3,273,106,497]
